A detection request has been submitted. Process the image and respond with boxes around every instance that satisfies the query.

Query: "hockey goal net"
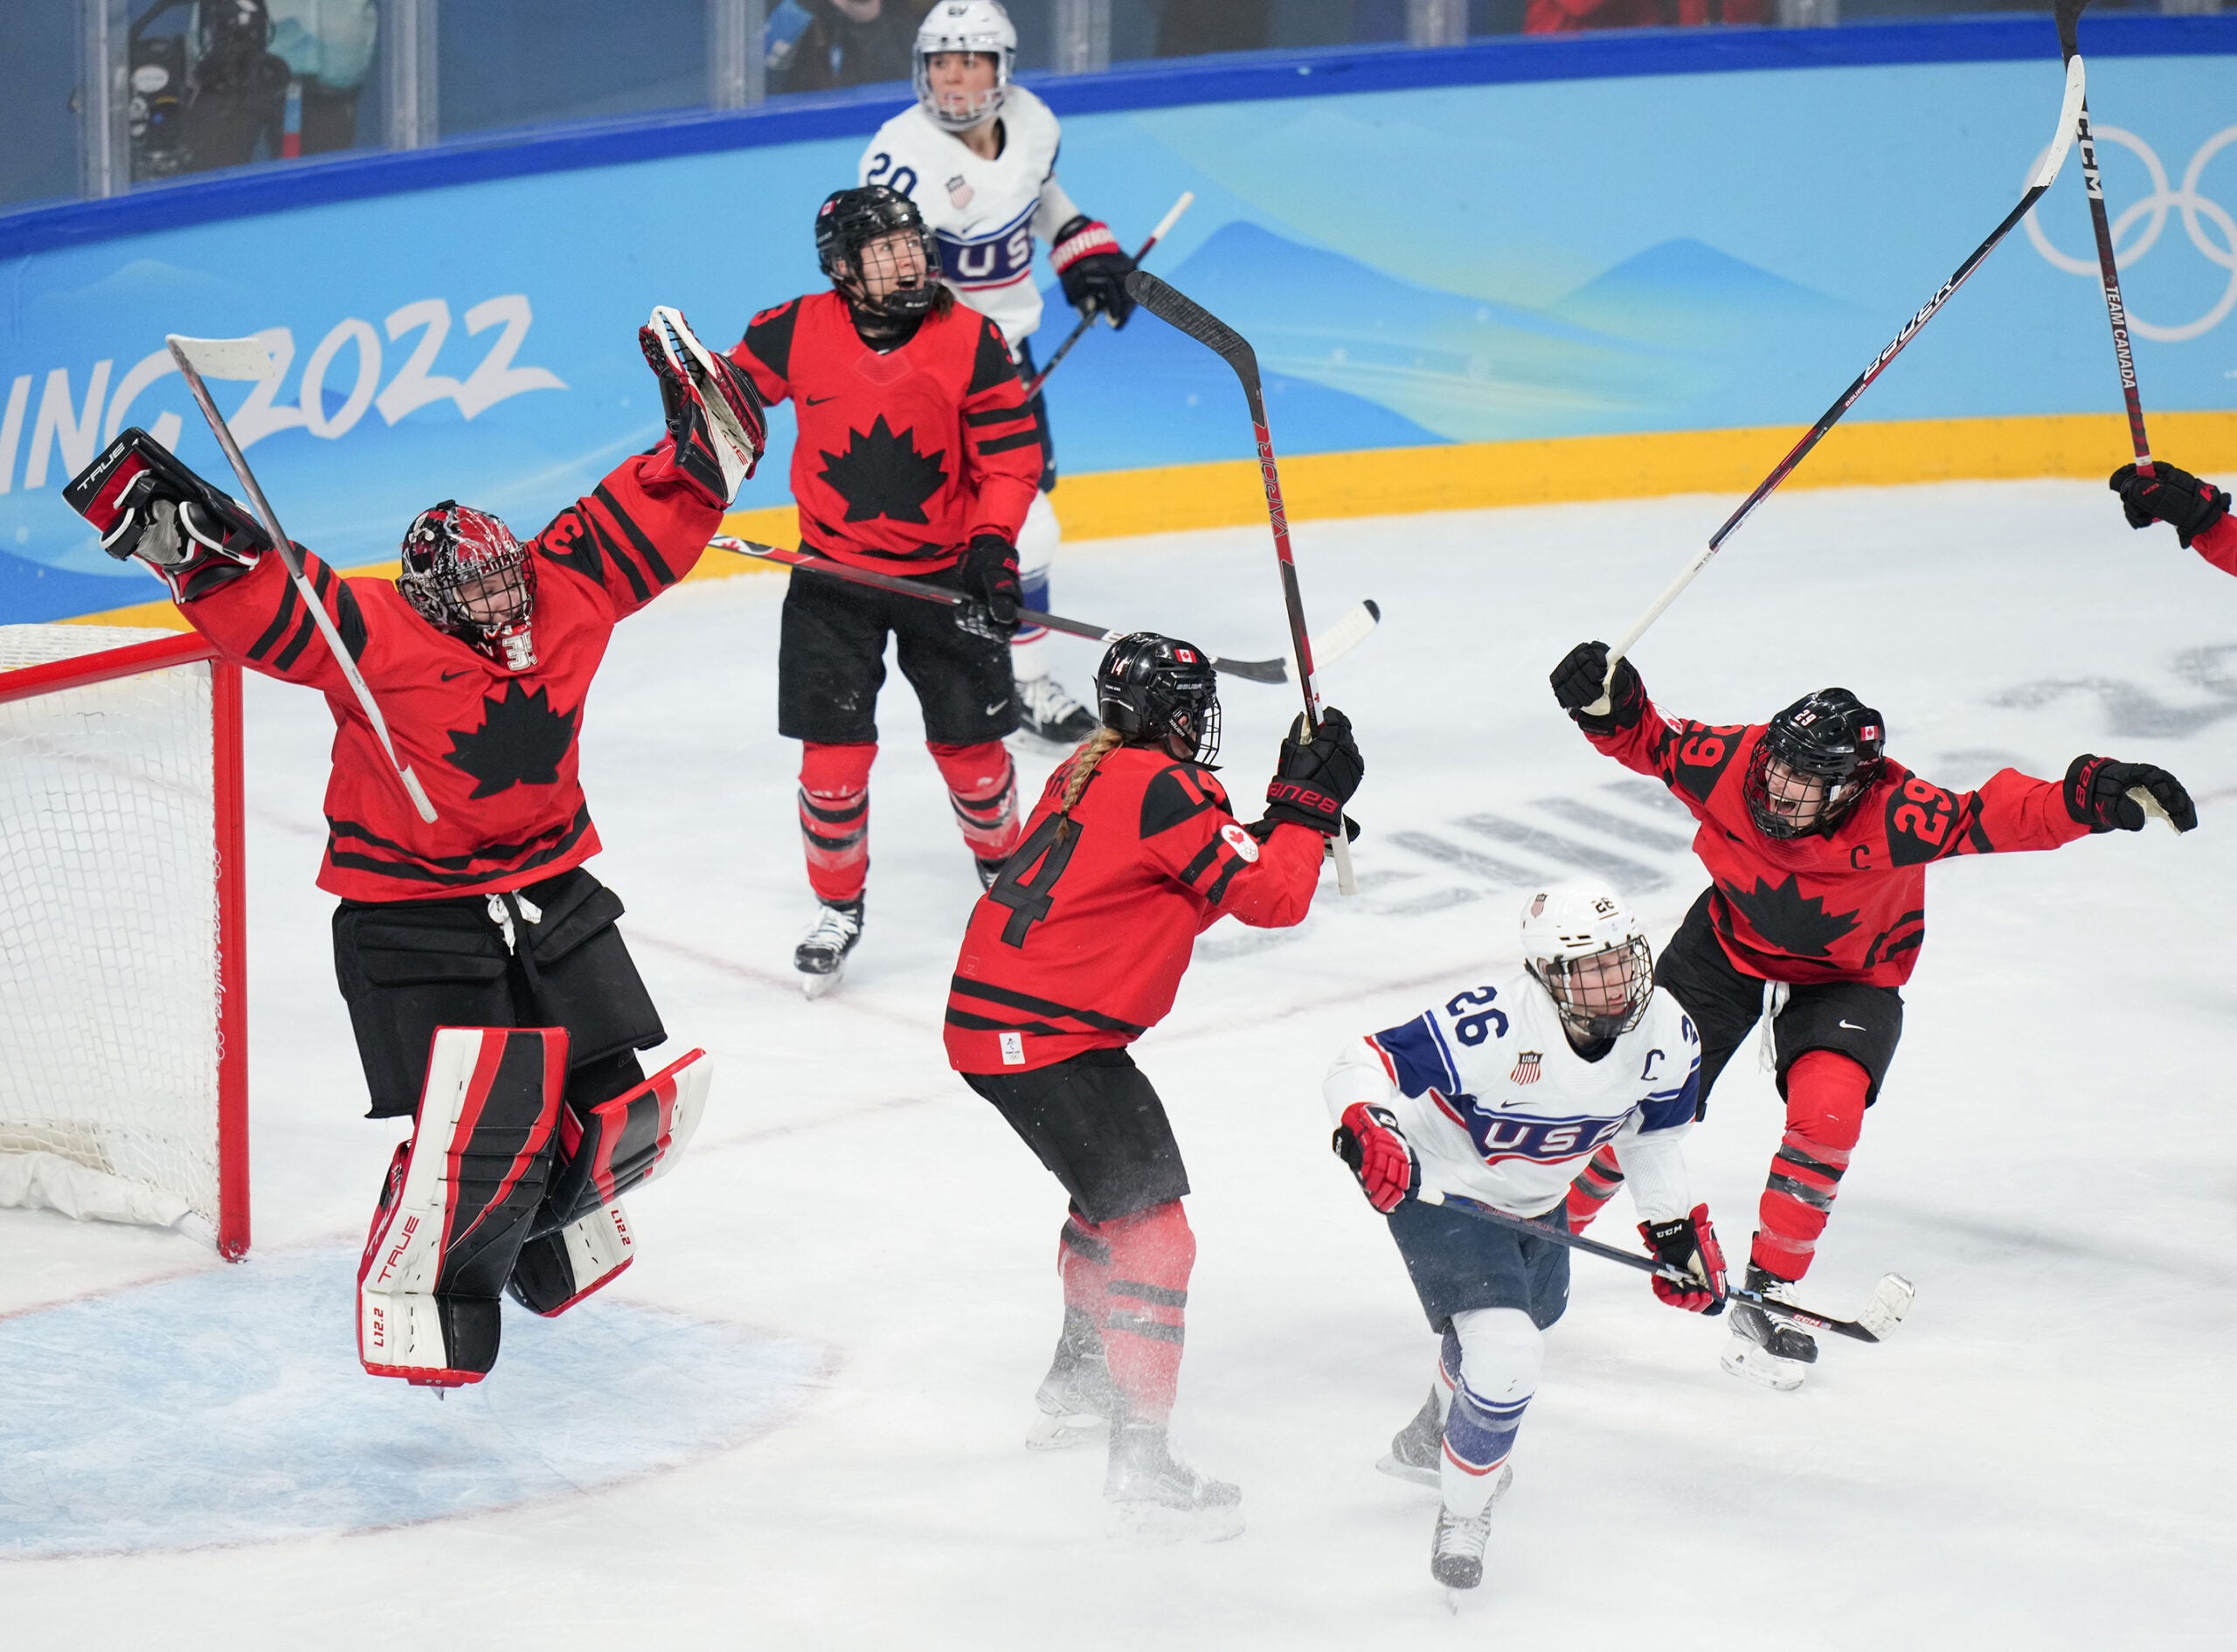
[0,625,248,1257]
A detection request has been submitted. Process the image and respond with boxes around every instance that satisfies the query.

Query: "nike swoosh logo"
[806,395,837,405]
[440,668,475,681]
[985,699,1009,715]
[1838,1020,1866,1031]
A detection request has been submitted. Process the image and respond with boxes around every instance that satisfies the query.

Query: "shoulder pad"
[968,314,1020,394]
[1139,760,1228,838]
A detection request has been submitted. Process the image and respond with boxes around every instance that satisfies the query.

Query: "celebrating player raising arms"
[66,320,766,1387]
[1548,646,2194,1389]
[945,634,1363,1534]
[861,0,1142,743]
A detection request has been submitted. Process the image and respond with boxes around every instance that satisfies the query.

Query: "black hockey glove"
[1550,640,1645,730]
[65,428,269,602]
[1050,216,1138,328]
[2063,754,2198,834]
[1263,707,1363,836]
[959,533,1022,640]
[2110,461,2229,550]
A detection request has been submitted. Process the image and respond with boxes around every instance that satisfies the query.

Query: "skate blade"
[1025,1411,1107,1452]
[1858,1273,1916,1340]
[1375,1453,1440,1490]
[1721,1340,1807,1393]
[1106,1498,1245,1544]
[800,964,846,1000]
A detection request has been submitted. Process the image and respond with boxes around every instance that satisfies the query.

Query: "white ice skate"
[1026,1310,1116,1450]
[1015,672,1098,747]
[1721,1264,1818,1393]
[1376,1387,1444,1490]
[1105,1422,1243,1541]
[1430,1463,1513,1592]
[794,898,863,999]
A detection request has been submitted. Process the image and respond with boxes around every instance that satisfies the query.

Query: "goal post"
[0,625,249,1259]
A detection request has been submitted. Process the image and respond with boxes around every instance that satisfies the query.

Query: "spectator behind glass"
[769,0,934,94]
[177,0,289,172]
[1153,0,1272,56]
[1526,0,1763,29]
[267,0,379,155]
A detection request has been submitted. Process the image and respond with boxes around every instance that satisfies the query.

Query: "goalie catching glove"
[64,427,270,602]
[1333,1102,1416,1213]
[1640,1203,1728,1315]
[641,307,768,505]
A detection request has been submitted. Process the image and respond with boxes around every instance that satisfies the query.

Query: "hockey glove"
[639,313,768,505]
[1051,216,1138,328]
[960,534,1022,640]
[1641,1203,1728,1315]
[65,428,269,602]
[1550,640,1645,729]
[2064,754,2198,833]
[1333,1103,1416,1213]
[2111,462,2229,549]
[1264,707,1364,836]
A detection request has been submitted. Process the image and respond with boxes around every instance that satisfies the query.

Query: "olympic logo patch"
[2024,124,2237,342]
[1220,820,1260,862]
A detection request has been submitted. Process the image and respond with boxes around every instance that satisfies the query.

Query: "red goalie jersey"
[945,747,1326,1074]
[1585,699,2090,986]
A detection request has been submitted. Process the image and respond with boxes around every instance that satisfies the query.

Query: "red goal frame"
[0,632,250,1259]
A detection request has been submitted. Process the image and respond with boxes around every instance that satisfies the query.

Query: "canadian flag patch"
[1219,821,1260,862]
[1510,1052,1543,1085]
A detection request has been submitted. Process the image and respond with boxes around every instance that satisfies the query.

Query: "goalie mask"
[398,501,537,672]
[1521,881,1654,1043]
[1742,688,1886,840]
[1097,632,1221,765]
[914,0,1015,132]
[816,186,945,322]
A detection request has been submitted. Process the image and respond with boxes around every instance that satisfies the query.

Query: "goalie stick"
[1413,1188,1916,1345]
[167,334,439,824]
[1124,268,1360,896]
[2056,0,2152,475]
[710,535,1378,684]
[1603,54,2088,690]
[1022,191,1195,401]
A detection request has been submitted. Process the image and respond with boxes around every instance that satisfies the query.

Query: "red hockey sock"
[1563,1143,1626,1233]
[1056,1211,1112,1328]
[799,742,875,903]
[1096,1199,1195,1426]
[926,740,1021,862]
[1753,1050,1868,1281]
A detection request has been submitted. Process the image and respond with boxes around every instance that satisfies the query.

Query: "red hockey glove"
[1051,216,1137,327]
[1333,1102,1416,1213]
[2064,754,2198,833]
[1550,640,1645,729]
[1641,1204,1728,1315]
[2111,461,2228,549]
[1264,707,1363,836]
[65,428,269,601]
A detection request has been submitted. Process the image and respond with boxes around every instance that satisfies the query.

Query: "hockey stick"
[166,335,439,825]
[2055,0,2151,474]
[1413,1189,1915,1345]
[1022,192,1195,401]
[1124,269,1361,896]
[1603,55,2088,688]
[710,535,1378,683]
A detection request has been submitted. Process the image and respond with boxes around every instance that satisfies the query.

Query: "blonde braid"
[1055,726,1126,841]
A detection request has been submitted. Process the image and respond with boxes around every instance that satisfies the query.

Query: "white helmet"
[1520,881,1655,1041]
[914,0,1016,133]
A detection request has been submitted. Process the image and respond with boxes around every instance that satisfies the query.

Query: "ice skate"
[976,854,1011,890]
[1430,1463,1513,1591]
[1104,1420,1243,1541]
[1721,1262,1818,1392]
[1015,672,1098,746]
[1027,1309,1116,1450]
[794,898,864,999]
[1376,1386,1444,1489]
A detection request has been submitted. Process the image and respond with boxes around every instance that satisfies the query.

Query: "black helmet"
[1096,632,1221,764]
[814,186,943,320]
[1743,688,1886,839]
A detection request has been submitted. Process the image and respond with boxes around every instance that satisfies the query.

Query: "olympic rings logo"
[2024,125,2237,343]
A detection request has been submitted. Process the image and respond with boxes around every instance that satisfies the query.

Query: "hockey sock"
[1752,1049,1868,1281]
[1434,1325,1462,1423]
[1097,1199,1195,1427]
[928,740,1022,862]
[1011,568,1051,654]
[1057,1211,1113,1330]
[1562,1144,1626,1233]
[1441,1307,1541,1517]
[799,741,875,903]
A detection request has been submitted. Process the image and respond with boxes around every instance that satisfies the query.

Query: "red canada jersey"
[945,746,1326,1074]
[179,446,722,902]
[2188,513,2237,578]
[1584,695,2090,986]
[727,291,1042,575]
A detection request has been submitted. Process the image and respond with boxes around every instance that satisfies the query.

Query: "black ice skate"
[794,897,864,999]
[1429,1464,1513,1592]
[976,854,1010,890]
[1376,1386,1444,1489]
[1026,1307,1116,1450]
[1721,1261,1819,1393]
[1104,1420,1243,1540]
[1016,673,1098,746]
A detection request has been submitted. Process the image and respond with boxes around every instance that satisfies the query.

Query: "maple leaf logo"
[818,416,947,523]
[445,681,578,798]
[1723,874,1861,959]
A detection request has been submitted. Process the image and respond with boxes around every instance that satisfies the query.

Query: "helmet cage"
[815,187,944,320]
[1097,632,1222,765]
[398,501,537,667]
[913,1,1016,132]
[1527,936,1655,1041]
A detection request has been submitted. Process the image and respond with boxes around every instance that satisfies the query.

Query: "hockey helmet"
[1096,632,1221,764]
[914,0,1015,132]
[398,501,537,671]
[815,186,944,320]
[1742,687,1886,840]
[1520,881,1655,1042]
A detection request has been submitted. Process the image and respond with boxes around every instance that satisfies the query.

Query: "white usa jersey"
[1324,972,1701,1223]
[860,86,1080,350]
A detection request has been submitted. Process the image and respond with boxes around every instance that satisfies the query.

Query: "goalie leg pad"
[357,1026,568,1386]
[508,1200,634,1317]
[538,1047,710,1233]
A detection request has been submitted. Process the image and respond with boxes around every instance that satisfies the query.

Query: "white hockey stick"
[648,307,758,503]
[167,335,438,824]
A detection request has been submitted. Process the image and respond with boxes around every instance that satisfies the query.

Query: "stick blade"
[166,334,276,382]
[1856,1273,1915,1341]
[1311,599,1382,667]
[2033,55,2087,190]
[1126,271,1258,383]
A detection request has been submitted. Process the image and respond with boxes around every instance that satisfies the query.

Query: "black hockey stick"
[1021,192,1194,401]
[1125,268,1359,896]
[2055,0,2152,473]
[1412,1189,1915,1345]
[1604,54,2088,683]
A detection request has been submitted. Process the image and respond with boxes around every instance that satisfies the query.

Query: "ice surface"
[4,480,2234,1643]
